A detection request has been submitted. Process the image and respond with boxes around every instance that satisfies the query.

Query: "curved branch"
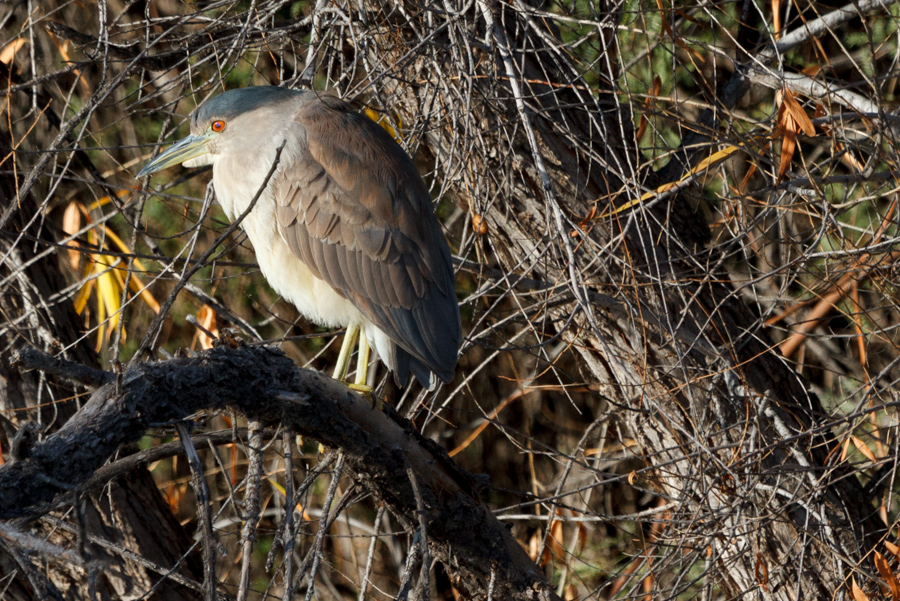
[4,346,559,601]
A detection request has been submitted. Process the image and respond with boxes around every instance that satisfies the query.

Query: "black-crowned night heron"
[138,86,461,390]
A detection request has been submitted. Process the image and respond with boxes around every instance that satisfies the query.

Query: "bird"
[138,86,461,390]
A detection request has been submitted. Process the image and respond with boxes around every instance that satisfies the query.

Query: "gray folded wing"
[273,94,460,386]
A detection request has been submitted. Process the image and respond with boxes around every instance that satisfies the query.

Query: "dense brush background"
[1,0,899,599]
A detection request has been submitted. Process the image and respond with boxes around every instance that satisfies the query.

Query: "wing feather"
[273,94,460,384]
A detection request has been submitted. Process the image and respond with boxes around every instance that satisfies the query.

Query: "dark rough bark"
[0,137,201,600]
[4,345,560,601]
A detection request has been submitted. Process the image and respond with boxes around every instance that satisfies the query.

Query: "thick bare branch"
[5,345,560,601]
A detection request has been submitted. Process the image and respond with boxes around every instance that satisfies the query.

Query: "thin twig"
[175,422,216,601]
[236,420,265,601]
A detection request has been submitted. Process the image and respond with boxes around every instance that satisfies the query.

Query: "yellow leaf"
[364,108,402,142]
[94,277,106,352]
[610,143,744,217]
[73,282,94,315]
[95,257,121,342]
[690,144,742,175]
[109,267,130,344]
[86,188,131,212]
[101,225,160,313]
[266,478,313,520]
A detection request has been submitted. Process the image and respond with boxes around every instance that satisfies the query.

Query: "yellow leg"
[348,333,379,407]
[354,334,370,386]
[333,323,360,380]
[333,324,377,407]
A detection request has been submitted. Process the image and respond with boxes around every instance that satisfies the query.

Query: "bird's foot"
[348,382,383,411]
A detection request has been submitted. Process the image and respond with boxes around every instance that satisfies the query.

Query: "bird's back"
[270,91,461,387]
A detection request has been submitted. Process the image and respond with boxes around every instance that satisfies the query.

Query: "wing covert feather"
[274,94,460,383]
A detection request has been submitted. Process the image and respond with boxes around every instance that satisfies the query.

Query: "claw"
[348,382,384,410]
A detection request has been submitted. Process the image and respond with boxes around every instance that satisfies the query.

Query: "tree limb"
[5,345,559,601]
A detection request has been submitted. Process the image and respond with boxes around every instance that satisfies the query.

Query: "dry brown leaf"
[755,552,769,591]
[851,435,877,463]
[654,0,674,38]
[851,283,867,367]
[802,64,823,77]
[549,513,565,558]
[527,530,540,560]
[471,214,488,236]
[782,88,816,137]
[528,531,551,566]
[45,31,90,92]
[578,204,598,230]
[772,0,782,39]
[887,541,900,557]
[773,87,816,183]
[192,305,220,350]
[564,584,578,601]
[875,551,900,600]
[576,520,587,555]
[777,130,797,184]
[61,202,83,270]
[841,436,852,462]
[0,39,26,65]
[852,577,871,601]
[628,470,637,485]
[653,0,705,62]
[675,8,703,25]
[636,76,662,141]
[164,482,186,516]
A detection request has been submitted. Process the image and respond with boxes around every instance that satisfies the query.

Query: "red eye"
[211,120,226,133]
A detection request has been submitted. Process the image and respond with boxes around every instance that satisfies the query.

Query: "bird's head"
[137,86,301,177]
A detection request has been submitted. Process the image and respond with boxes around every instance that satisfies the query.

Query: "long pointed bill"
[137,132,213,177]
